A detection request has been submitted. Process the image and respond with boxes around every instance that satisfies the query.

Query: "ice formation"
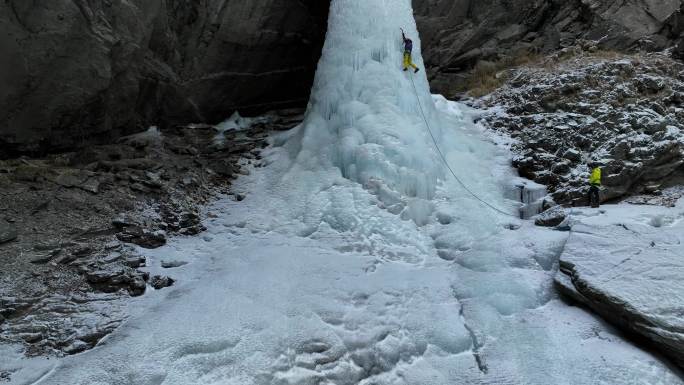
[267,0,512,252]
[3,1,683,384]
[292,0,442,202]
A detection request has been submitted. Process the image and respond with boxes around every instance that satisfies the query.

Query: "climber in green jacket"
[588,165,601,208]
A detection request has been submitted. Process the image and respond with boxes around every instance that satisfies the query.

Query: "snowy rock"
[476,52,684,205]
[159,209,206,235]
[0,297,33,319]
[63,340,90,355]
[123,256,146,269]
[0,292,126,357]
[103,252,123,264]
[161,260,188,269]
[178,212,205,236]
[150,276,174,290]
[118,127,163,149]
[20,332,43,343]
[112,215,138,229]
[534,206,567,227]
[556,220,684,368]
[0,1,328,156]
[116,227,166,249]
[85,268,148,297]
[551,160,571,175]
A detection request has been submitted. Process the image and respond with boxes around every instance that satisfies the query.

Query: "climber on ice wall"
[401,28,420,73]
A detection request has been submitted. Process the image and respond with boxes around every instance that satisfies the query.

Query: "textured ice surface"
[2,1,683,384]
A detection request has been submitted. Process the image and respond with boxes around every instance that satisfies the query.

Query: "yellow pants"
[403,52,418,70]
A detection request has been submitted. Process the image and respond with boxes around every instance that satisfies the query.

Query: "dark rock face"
[0,0,328,157]
[414,0,684,96]
[3,0,684,157]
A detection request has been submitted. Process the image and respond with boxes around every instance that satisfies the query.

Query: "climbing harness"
[408,75,517,218]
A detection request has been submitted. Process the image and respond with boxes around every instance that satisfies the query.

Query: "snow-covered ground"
[1,0,682,384]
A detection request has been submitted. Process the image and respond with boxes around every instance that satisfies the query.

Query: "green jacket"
[589,167,601,186]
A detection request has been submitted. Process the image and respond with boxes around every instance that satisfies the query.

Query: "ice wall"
[290,0,441,203]
[279,0,510,234]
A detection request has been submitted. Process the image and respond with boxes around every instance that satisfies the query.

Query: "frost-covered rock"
[474,50,684,205]
[556,213,684,368]
[534,206,567,227]
[115,227,166,249]
[150,275,174,290]
[85,268,148,297]
[161,260,188,269]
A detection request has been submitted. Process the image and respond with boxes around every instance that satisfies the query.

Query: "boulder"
[150,275,174,290]
[562,149,582,163]
[116,226,166,249]
[534,206,567,227]
[161,260,189,269]
[124,256,146,269]
[555,221,684,368]
[85,267,149,296]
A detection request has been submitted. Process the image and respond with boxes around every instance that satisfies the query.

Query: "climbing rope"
[408,75,516,218]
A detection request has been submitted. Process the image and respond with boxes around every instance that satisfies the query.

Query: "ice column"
[291,0,444,205]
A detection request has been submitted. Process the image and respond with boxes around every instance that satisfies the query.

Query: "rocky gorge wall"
[2,0,684,157]
[415,0,684,97]
[0,0,328,157]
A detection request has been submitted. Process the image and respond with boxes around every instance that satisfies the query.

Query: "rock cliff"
[0,0,328,157]
[415,0,684,96]
[555,214,684,369]
[2,0,684,157]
